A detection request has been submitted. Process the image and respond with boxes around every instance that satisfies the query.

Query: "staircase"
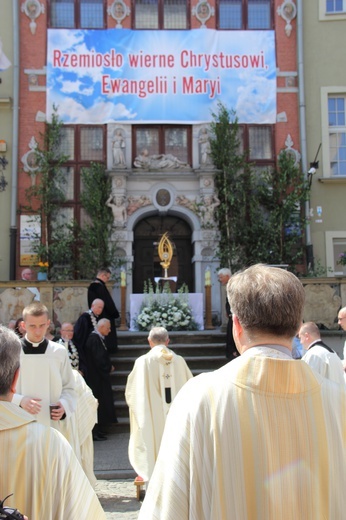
[110,330,228,431]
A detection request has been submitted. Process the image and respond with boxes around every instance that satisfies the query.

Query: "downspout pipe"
[10,0,20,280]
[296,0,313,269]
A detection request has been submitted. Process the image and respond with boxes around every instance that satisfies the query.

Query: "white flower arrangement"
[135,281,199,331]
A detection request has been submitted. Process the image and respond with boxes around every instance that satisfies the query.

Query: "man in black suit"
[85,319,118,440]
[88,267,120,353]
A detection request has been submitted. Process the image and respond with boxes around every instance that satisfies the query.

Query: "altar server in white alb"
[125,326,193,482]
[139,264,346,520]
[11,302,79,456]
[299,321,346,387]
[0,326,106,520]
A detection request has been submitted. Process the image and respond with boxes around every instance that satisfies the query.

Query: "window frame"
[131,0,191,29]
[239,124,275,168]
[319,0,346,20]
[216,0,274,30]
[325,231,346,276]
[321,87,346,177]
[132,125,192,166]
[48,0,107,29]
[57,125,107,226]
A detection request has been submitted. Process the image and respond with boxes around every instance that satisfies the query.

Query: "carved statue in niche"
[127,195,151,216]
[112,129,126,168]
[134,149,190,170]
[198,127,213,167]
[106,193,127,227]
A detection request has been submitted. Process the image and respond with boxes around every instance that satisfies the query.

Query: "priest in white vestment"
[58,321,98,485]
[0,326,106,520]
[139,265,346,520]
[125,326,193,481]
[337,306,346,376]
[299,321,346,387]
[11,303,79,457]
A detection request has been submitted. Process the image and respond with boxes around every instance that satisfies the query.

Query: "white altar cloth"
[130,293,204,331]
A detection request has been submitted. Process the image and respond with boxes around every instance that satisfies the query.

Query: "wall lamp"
[0,156,9,192]
[307,144,321,188]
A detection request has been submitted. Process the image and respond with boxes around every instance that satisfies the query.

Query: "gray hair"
[227,264,305,338]
[218,268,232,277]
[0,327,21,396]
[97,318,110,329]
[148,327,169,345]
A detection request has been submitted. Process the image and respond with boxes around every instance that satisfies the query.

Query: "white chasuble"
[139,347,346,520]
[126,345,193,481]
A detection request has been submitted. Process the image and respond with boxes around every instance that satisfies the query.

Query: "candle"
[205,267,211,286]
[121,269,126,287]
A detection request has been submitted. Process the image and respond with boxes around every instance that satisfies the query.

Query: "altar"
[130,293,204,331]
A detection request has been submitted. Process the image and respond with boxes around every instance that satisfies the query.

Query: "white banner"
[47,29,276,124]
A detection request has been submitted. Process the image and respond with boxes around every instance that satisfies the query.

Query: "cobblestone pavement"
[95,479,142,519]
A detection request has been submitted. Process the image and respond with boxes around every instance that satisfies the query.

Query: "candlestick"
[120,268,126,287]
[205,267,211,286]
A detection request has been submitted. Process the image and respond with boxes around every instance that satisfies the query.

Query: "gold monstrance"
[155,232,177,285]
[158,232,173,278]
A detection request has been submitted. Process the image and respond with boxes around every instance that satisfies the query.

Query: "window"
[56,125,106,224]
[326,0,345,12]
[49,0,105,28]
[133,0,189,29]
[325,231,346,276]
[320,0,346,19]
[217,0,272,29]
[328,96,346,176]
[133,125,191,165]
[238,125,275,167]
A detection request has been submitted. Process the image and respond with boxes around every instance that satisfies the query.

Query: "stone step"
[117,330,226,346]
[111,330,229,430]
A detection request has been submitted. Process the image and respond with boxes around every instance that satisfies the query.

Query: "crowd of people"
[0,267,120,518]
[1,264,346,519]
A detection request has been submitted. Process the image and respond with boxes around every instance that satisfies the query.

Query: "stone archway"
[133,214,193,294]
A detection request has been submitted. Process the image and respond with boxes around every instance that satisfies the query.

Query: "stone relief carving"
[53,287,87,326]
[21,136,40,184]
[134,149,190,170]
[277,0,297,37]
[280,134,301,167]
[127,195,151,216]
[0,288,35,325]
[21,0,45,35]
[107,0,131,28]
[175,195,196,211]
[303,284,341,330]
[192,0,215,27]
